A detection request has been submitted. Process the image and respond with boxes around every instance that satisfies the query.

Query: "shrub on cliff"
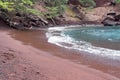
[44,0,68,18]
[0,0,69,19]
[0,0,43,16]
[0,0,33,11]
[115,0,120,3]
[0,1,14,11]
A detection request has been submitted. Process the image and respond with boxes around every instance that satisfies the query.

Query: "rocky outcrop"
[0,0,120,29]
[0,9,50,30]
[94,0,112,7]
[102,12,120,26]
[114,14,120,21]
[67,0,80,5]
[102,17,117,26]
[10,15,48,29]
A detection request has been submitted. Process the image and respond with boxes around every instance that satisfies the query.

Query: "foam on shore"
[46,25,120,60]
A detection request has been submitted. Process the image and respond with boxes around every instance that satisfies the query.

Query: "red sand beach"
[0,24,120,79]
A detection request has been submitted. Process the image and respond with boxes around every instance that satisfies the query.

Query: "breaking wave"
[46,25,120,60]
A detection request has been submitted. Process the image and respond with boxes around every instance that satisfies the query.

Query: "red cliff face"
[67,0,80,5]
[68,0,111,7]
[94,0,111,7]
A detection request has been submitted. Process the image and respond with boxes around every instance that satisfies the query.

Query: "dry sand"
[0,29,119,80]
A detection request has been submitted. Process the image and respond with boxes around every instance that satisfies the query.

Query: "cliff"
[0,0,120,29]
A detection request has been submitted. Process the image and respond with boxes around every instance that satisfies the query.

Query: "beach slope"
[0,30,119,80]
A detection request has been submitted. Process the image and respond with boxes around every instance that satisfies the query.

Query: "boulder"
[114,14,120,21]
[67,0,80,5]
[102,17,117,26]
[110,0,116,6]
[107,12,116,16]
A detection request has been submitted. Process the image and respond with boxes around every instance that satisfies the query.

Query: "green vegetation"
[44,0,67,7]
[0,0,33,11]
[0,0,47,18]
[0,1,14,11]
[44,5,66,18]
[115,0,120,3]
[78,0,96,8]
[44,0,68,18]
[0,0,68,18]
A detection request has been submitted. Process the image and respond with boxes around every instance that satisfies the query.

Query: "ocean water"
[46,25,120,60]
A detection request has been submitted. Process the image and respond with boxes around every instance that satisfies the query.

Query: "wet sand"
[0,23,120,79]
[10,28,120,78]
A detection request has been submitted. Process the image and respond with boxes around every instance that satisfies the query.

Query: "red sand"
[0,30,119,80]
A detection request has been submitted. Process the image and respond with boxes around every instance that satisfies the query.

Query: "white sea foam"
[46,26,120,60]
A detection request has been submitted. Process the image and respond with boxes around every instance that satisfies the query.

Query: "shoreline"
[0,26,120,79]
[31,21,104,30]
[47,25,120,58]
[9,27,120,78]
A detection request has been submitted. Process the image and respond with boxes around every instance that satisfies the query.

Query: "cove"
[47,26,120,60]
[9,25,120,78]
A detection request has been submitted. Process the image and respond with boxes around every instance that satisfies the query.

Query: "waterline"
[46,26,120,60]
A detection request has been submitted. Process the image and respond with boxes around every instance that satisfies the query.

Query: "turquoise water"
[47,26,120,59]
[62,26,120,50]
[63,27,120,43]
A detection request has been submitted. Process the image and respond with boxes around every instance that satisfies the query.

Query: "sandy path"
[0,31,119,80]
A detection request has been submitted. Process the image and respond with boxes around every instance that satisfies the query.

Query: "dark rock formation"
[102,12,120,26]
[72,6,85,20]
[9,15,49,30]
[0,9,50,30]
[107,12,116,16]
[114,14,120,21]
[67,0,80,5]
[110,0,116,6]
[102,17,117,26]
[94,0,110,7]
